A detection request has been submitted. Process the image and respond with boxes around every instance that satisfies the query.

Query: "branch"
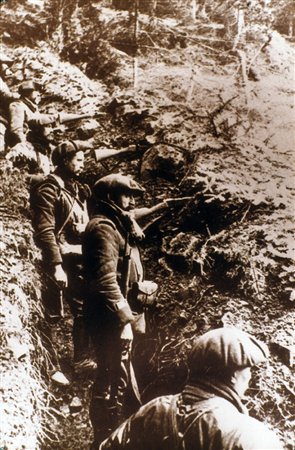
[247,34,272,73]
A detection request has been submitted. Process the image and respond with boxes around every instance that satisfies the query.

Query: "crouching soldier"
[82,174,157,448]
[30,140,98,384]
[100,327,283,450]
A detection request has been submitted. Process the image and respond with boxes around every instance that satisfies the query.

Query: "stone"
[140,144,187,181]
[271,342,294,367]
[69,396,83,413]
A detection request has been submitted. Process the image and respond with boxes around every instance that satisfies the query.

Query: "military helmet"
[188,327,269,380]
[18,80,37,95]
[93,173,145,200]
[52,140,81,167]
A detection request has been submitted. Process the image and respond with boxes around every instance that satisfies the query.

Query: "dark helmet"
[51,140,81,167]
[18,80,37,95]
[93,173,145,201]
[188,327,269,380]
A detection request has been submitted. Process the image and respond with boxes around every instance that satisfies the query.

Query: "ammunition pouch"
[133,280,158,306]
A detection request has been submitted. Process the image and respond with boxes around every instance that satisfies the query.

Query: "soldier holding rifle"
[30,144,139,385]
[82,173,193,449]
[7,79,99,173]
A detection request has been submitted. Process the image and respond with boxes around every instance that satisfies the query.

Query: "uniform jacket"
[31,172,90,266]
[9,97,58,146]
[0,77,19,125]
[83,200,144,328]
[100,379,283,450]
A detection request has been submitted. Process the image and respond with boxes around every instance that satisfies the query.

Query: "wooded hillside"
[0,1,294,449]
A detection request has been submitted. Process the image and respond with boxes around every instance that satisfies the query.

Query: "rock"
[271,342,294,367]
[69,396,83,413]
[162,231,204,271]
[7,336,29,360]
[76,119,100,139]
[140,144,187,181]
[59,405,70,416]
[220,312,236,327]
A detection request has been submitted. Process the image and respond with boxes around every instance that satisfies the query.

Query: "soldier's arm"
[9,101,26,143]
[0,78,19,101]
[31,182,63,266]
[131,202,167,220]
[28,111,59,127]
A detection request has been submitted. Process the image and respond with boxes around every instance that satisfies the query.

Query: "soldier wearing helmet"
[6,79,61,172]
[82,173,149,448]
[100,327,283,450]
[7,79,100,173]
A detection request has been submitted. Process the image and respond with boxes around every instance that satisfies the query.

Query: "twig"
[240,203,251,223]
[211,94,239,116]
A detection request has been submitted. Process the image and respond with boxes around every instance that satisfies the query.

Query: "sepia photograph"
[0,1,294,449]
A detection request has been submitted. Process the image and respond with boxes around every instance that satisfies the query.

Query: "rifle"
[140,196,195,233]
[58,111,106,124]
[121,234,131,299]
[133,196,194,221]
[164,196,195,207]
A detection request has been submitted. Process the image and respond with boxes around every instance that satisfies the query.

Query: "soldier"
[100,327,283,450]
[30,143,138,385]
[83,173,158,448]
[7,79,96,173]
[0,53,19,153]
[30,140,97,384]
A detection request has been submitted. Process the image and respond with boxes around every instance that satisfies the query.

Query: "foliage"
[0,1,47,47]
[60,4,123,84]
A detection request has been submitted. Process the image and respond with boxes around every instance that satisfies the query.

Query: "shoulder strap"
[31,174,78,238]
[169,397,213,450]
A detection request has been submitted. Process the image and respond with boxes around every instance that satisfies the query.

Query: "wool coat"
[9,97,58,146]
[31,173,90,265]
[100,380,283,450]
[83,200,144,329]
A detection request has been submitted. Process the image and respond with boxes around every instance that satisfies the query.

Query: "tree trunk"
[288,17,294,37]
[191,0,197,22]
[233,8,245,50]
[133,0,139,89]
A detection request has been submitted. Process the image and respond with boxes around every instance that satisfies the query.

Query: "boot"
[90,393,112,446]
[73,315,96,372]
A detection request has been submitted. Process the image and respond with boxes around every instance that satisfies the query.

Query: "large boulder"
[140,144,187,181]
[162,231,204,272]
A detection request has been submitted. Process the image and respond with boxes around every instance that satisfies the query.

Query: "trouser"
[89,327,141,446]
[0,122,6,153]
[41,254,91,365]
